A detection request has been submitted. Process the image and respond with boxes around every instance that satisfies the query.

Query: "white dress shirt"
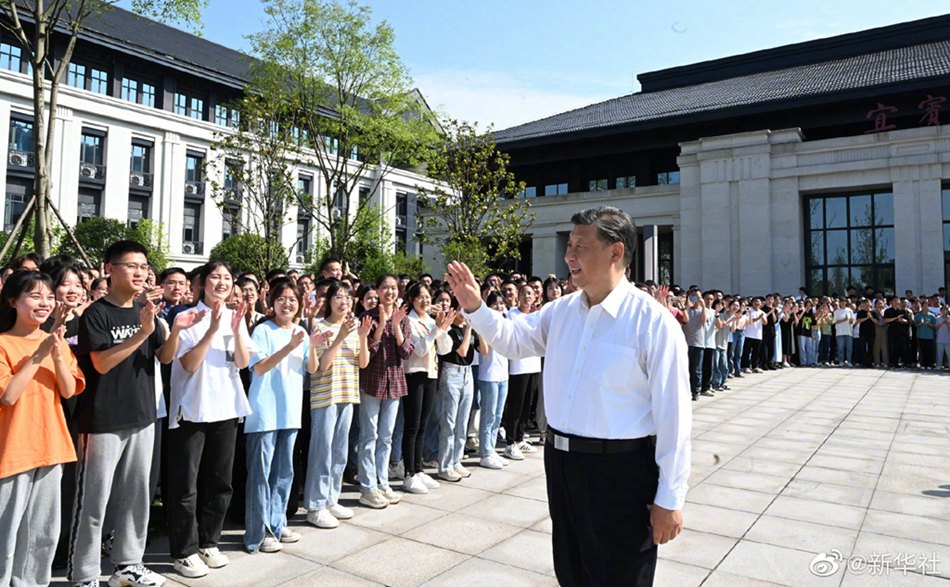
[465,279,692,510]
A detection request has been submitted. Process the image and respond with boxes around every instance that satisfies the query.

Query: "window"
[89,68,108,94]
[67,63,86,89]
[616,176,636,189]
[185,154,202,183]
[130,143,151,174]
[805,191,895,296]
[0,42,21,72]
[8,117,33,153]
[359,186,371,205]
[657,171,680,185]
[120,78,156,107]
[943,188,950,293]
[174,92,204,120]
[588,179,608,192]
[174,93,187,116]
[222,206,239,240]
[80,133,104,165]
[214,104,239,127]
[77,189,101,223]
[297,174,312,207]
[324,136,339,156]
[296,219,310,257]
[544,183,569,196]
[128,195,148,228]
[520,186,537,199]
[4,178,29,231]
[189,97,204,120]
[183,202,202,247]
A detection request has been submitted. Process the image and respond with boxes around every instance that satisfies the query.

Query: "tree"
[0,0,204,258]
[54,217,170,269]
[417,119,534,277]
[209,233,289,278]
[206,92,299,272]
[248,0,439,262]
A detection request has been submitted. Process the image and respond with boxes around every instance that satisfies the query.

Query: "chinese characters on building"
[865,94,946,133]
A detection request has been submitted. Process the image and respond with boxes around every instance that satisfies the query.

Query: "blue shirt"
[245,321,309,433]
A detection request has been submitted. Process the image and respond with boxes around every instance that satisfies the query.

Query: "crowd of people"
[0,241,945,587]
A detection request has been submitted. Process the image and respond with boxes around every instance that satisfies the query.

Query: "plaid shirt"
[359,307,413,400]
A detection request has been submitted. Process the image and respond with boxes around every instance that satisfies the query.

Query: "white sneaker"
[455,464,472,478]
[280,527,301,543]
[518,441,537,454]
[306,508,340,529]
[173,553,209,578]
[438,468,462,482]
[108,563,166,587]
[197,547,229,569]
[259,536,283,553]
[359,489,389,509]
[480,455,503,469]
[380,486,402,504]
[328,503,354,520]
[403,474,429,494]
[418,472,440,489]
[504,444,525,460]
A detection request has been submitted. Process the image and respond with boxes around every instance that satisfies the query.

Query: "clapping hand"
[136,286,164,306]
[337,314,358,342]
[51,302,71,330]
[391,304,408,326]
[230,301,248,333]
[289,328,307,349]
[310,328,333,347]
[173,308,207,331]
[139,300,162,335]
[357,315,374,339]
[208,300,224,333]
[435,308,456,331]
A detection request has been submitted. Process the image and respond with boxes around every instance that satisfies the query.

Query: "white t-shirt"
[833,308,854,337]
[478,347,509,382]
[703,309,717,349]
[168,301,258,428]
[507,308,542,374]
[743,309,764,340]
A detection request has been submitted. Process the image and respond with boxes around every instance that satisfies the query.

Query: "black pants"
[918,339,935,368]
[859,334,874,367]
[545,434,658,586]
[760,328,774,368]
[700,348,714,391]
[504,373,537,444]
[165,418,238,559]
[742,338,762,369]
[403,372,437,475]
[887,329,907,367]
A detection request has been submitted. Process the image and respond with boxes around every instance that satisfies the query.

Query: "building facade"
[0,8,434,268]
[489,15,950,296]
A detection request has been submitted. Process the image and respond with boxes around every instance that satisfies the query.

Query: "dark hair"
[103,240,148,264]
[570,206,637,267]
[265,268,287,283]
[355,284,377,315]
[375,274,399,289]
[323,280,354,319]
[235,276,259,292]
[0,271,53,333]
[39,254,76,276]
[405,282,431,310]
[321,257,342,271]
[91,276,109,291]
[8,252,43,272]
[159,267,187,283]
[314,277,338,291]
[199,261,233,301]
[267,277,302,321]
[485,291,505,309]
[51,263,84,291]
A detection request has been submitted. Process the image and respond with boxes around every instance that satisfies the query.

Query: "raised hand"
[289,328,307,349]
[337,315,358,342]
[35,328,59,361]
[654,285,670,306]
[377,303,392,325]
[302,295,317,320]
[173,308,207,331]
[49,325,67,360]
[445,261,481,313]
[434,309,455,331]
[357,315,374,339]
[136,286,164,306]
[139,300,161,335]
[209,299,224,333]
[391,304,408,327]
[51,301,71,330]
[310,328,333,347]
[231,301,248,333]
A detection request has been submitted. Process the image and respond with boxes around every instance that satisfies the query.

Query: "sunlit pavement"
[53,366,950,586]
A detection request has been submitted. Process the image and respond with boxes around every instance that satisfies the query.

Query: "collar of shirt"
[577,278,629,317]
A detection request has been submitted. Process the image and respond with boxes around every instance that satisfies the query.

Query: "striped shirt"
[310,318,361,409]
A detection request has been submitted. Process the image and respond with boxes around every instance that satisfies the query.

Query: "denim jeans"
[799,335,815,366]
[357,393,399,493]
[477,379,508,458]
[711,348,728,388]
[937,342,950,368]
[304,403,353,511]
[836,335,853,365]
[390,401,404,464]
[438,363,474,472]
[731,332,745,375]
[687,346,704,394]
[817,332,830,364]
[244,429,297,552]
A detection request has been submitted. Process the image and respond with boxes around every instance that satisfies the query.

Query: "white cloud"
[412,68,617,131]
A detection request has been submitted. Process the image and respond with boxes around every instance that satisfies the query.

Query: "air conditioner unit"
[331,207,342,221]
[130,173,144,186]
[9,152,26,166]
[185,183,197,195]
[182,242,196,254]
[80,163,97,178]
[295,254,306,264]
[395,215,406,227]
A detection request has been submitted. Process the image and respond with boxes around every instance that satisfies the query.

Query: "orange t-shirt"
[0,332,86,479]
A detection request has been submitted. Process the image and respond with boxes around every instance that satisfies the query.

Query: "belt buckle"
[554,434,570,452]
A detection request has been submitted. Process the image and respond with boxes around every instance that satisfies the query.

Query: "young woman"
[305,282,371,527]
[477,291,509,469]
[356,275,411,509]
[401,283,453,494]
[244,279,324,553]
[542,276,562,305]
[89,277,109,300]
[354,285,379,316]
[502,284,541,460]
[166,261,254,578]
[0,271,84,586]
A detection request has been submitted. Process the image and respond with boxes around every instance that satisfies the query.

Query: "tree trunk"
[32,4,50,257]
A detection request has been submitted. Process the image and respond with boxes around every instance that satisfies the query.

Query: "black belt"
[546,427,655,454]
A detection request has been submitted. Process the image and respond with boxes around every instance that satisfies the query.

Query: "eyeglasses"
[112,262,150,272]
[333,295,353,301]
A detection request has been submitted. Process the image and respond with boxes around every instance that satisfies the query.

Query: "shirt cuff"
[462,302,490,325]
[653,482,687,511]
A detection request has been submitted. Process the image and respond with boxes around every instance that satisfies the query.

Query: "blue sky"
[126,1,950,130]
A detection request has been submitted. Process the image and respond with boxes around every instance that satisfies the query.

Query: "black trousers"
[887,329,907,367]
[545,435,658,586]
[742,338,762,369]
[918,339,935,368]
[403,372,437,475]
[504,373,537,444]
[700,348,714,391]
[165,418,238,559]
[759,327,775,368]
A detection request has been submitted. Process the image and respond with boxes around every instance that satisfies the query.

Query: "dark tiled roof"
[494,40,950,145]
[78,6,254,86]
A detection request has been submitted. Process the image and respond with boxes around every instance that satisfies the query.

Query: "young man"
[833,297,855,366]
[68,241,203,587]
[682,288,706,400]
[448,206,690,587]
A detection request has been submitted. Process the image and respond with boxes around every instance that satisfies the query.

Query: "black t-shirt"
[439,325,479,366]
[42,315,82,426]
[857,310,876,338]
[75,299,164,434]
[883,307,904,333]
[798,311,815,336]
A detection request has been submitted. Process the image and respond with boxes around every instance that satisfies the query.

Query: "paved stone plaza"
[55,367,949,586]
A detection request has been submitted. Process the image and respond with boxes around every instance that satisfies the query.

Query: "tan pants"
[873,326,889,365]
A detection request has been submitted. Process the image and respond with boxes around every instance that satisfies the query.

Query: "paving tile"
[781,478,873,507]
[657,528,739,569]
[794,464,880,489]
[479,529,555,576]
[653,559,709,586]
[851,532,950,579]
[717,541,827,586]
[423,557,557,586]
[402,512,524,555]
[745,514,859,555]
[723,455,804,478]
[686,483,776,514]
[281,521,390,564]
[682,502,760,538]
[398,480,495,512]
[704,468,792,493]
[458,493,551,528]
[868,489,950,519]
[877,462,950,496]
[332,537,468,587]
[281,566,384,586]
[701,570,787,586]
[807,454,885,475]
[346,500,447,535]
[861,510,950,546]
[502,475,549,502]
[764,495,867,529]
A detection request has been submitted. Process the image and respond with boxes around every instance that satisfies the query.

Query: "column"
[641,224,659,283]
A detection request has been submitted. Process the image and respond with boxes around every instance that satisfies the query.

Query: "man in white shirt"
[446,206,691,587]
